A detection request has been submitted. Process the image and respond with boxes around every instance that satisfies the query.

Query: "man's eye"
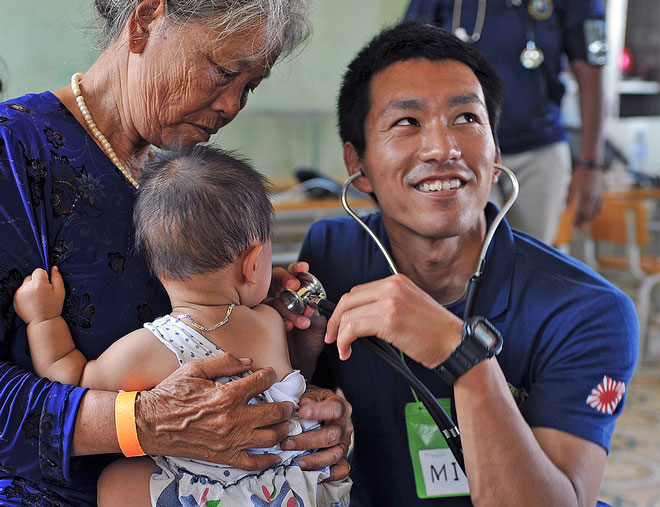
[394,117,420,127]
[455,112,479,124]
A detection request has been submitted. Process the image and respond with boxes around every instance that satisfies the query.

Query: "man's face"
[346,58,499,241]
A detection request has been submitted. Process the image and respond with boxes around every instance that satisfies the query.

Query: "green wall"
[0,0,408,184]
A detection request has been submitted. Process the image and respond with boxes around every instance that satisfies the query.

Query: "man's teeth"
[417,179,461,192]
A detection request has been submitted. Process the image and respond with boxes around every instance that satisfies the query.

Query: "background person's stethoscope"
[452,0,546,70]
[282,164,519,473]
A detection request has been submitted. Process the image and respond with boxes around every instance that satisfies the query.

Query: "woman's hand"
[136,353,296,470]
[325,274,463,369]
[281,384,353,481]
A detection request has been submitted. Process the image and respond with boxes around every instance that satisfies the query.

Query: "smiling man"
[284,22,638,506]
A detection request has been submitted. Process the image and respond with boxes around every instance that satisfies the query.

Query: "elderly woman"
[0,1,351,505]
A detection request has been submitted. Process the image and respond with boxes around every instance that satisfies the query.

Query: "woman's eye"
[455,112,479,124]
[394,117,420,127]
[217,66,238,82]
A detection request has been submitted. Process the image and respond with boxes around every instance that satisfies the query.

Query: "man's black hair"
[134,144,273,279]
[337,21,504,157]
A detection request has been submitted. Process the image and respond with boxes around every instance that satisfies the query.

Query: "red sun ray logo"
[586,375,626,415]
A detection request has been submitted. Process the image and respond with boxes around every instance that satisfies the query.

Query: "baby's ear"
[241,244,264,285]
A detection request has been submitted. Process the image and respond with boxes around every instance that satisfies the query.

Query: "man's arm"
[454,359,605,506]
[269,262,327,380]
[325,274,609,506]
[568,61,605,227]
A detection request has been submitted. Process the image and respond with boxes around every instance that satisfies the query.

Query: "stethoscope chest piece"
[520,40,544,69]
[281,272,327,315]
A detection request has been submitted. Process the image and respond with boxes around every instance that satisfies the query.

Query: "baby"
[14,144,351,507]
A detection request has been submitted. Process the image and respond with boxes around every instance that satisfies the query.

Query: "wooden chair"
[553,206,576,254]
[584,194,660,360]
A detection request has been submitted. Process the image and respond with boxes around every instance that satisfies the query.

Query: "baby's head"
[134,144,274,305]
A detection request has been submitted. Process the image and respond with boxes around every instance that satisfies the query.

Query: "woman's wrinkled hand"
[135,353,296,470]
[281,384,353,481]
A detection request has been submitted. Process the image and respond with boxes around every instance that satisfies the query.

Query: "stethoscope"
[281,164,520,474]
[452,0,546,70]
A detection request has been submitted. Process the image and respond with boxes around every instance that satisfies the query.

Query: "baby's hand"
[14,267,65,325]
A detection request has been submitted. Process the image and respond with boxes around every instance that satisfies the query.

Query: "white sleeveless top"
[144,314,318,484]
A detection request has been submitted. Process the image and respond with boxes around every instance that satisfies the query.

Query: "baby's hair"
[134,144,273,279]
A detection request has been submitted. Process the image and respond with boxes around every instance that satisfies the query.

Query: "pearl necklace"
[70,73,139,189]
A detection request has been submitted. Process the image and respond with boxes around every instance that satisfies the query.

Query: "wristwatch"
[434,316,503,385]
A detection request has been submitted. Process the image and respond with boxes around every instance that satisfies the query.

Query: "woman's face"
[127,18,277,148]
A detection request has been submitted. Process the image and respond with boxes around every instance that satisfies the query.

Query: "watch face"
[473,320,500,349]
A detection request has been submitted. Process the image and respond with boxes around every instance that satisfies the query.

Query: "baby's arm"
[14,267,178,391]
[13,267,87,385]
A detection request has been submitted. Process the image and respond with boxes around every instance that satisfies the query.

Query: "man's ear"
[241,244,264,285]
[492,149,502,184]
[128,0,167,54]
[343,142,374,194]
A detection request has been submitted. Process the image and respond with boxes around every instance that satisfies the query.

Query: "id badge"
[405,399,470,499]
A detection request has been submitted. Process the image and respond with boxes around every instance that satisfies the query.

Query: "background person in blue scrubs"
[405,0,607,243]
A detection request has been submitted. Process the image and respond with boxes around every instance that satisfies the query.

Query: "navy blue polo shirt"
[300,204,637,506]
[405,0,605,154]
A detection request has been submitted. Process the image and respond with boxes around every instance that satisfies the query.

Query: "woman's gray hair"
[95,0,311,59]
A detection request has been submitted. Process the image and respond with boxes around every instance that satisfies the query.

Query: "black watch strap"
[434,316,503,385]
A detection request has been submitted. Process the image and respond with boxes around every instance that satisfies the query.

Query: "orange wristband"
[115,391,146,457]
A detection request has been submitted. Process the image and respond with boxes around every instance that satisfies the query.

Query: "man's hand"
[269,262,315,332]
[14,267,65,325]
[136,353,296,470]
[567,165,603,228]
[325,274,463,369]
[269,262,327,378]
[281,384,353,481]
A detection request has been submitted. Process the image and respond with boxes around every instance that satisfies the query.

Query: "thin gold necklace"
[70,72,139,189]
[177,304,236,332]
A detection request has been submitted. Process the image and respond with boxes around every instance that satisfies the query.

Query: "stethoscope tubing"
[316,298,466,472]
[328,164,519,474]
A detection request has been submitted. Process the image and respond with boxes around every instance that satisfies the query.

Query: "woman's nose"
[418,123,461,163]
[211,84,244,121]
